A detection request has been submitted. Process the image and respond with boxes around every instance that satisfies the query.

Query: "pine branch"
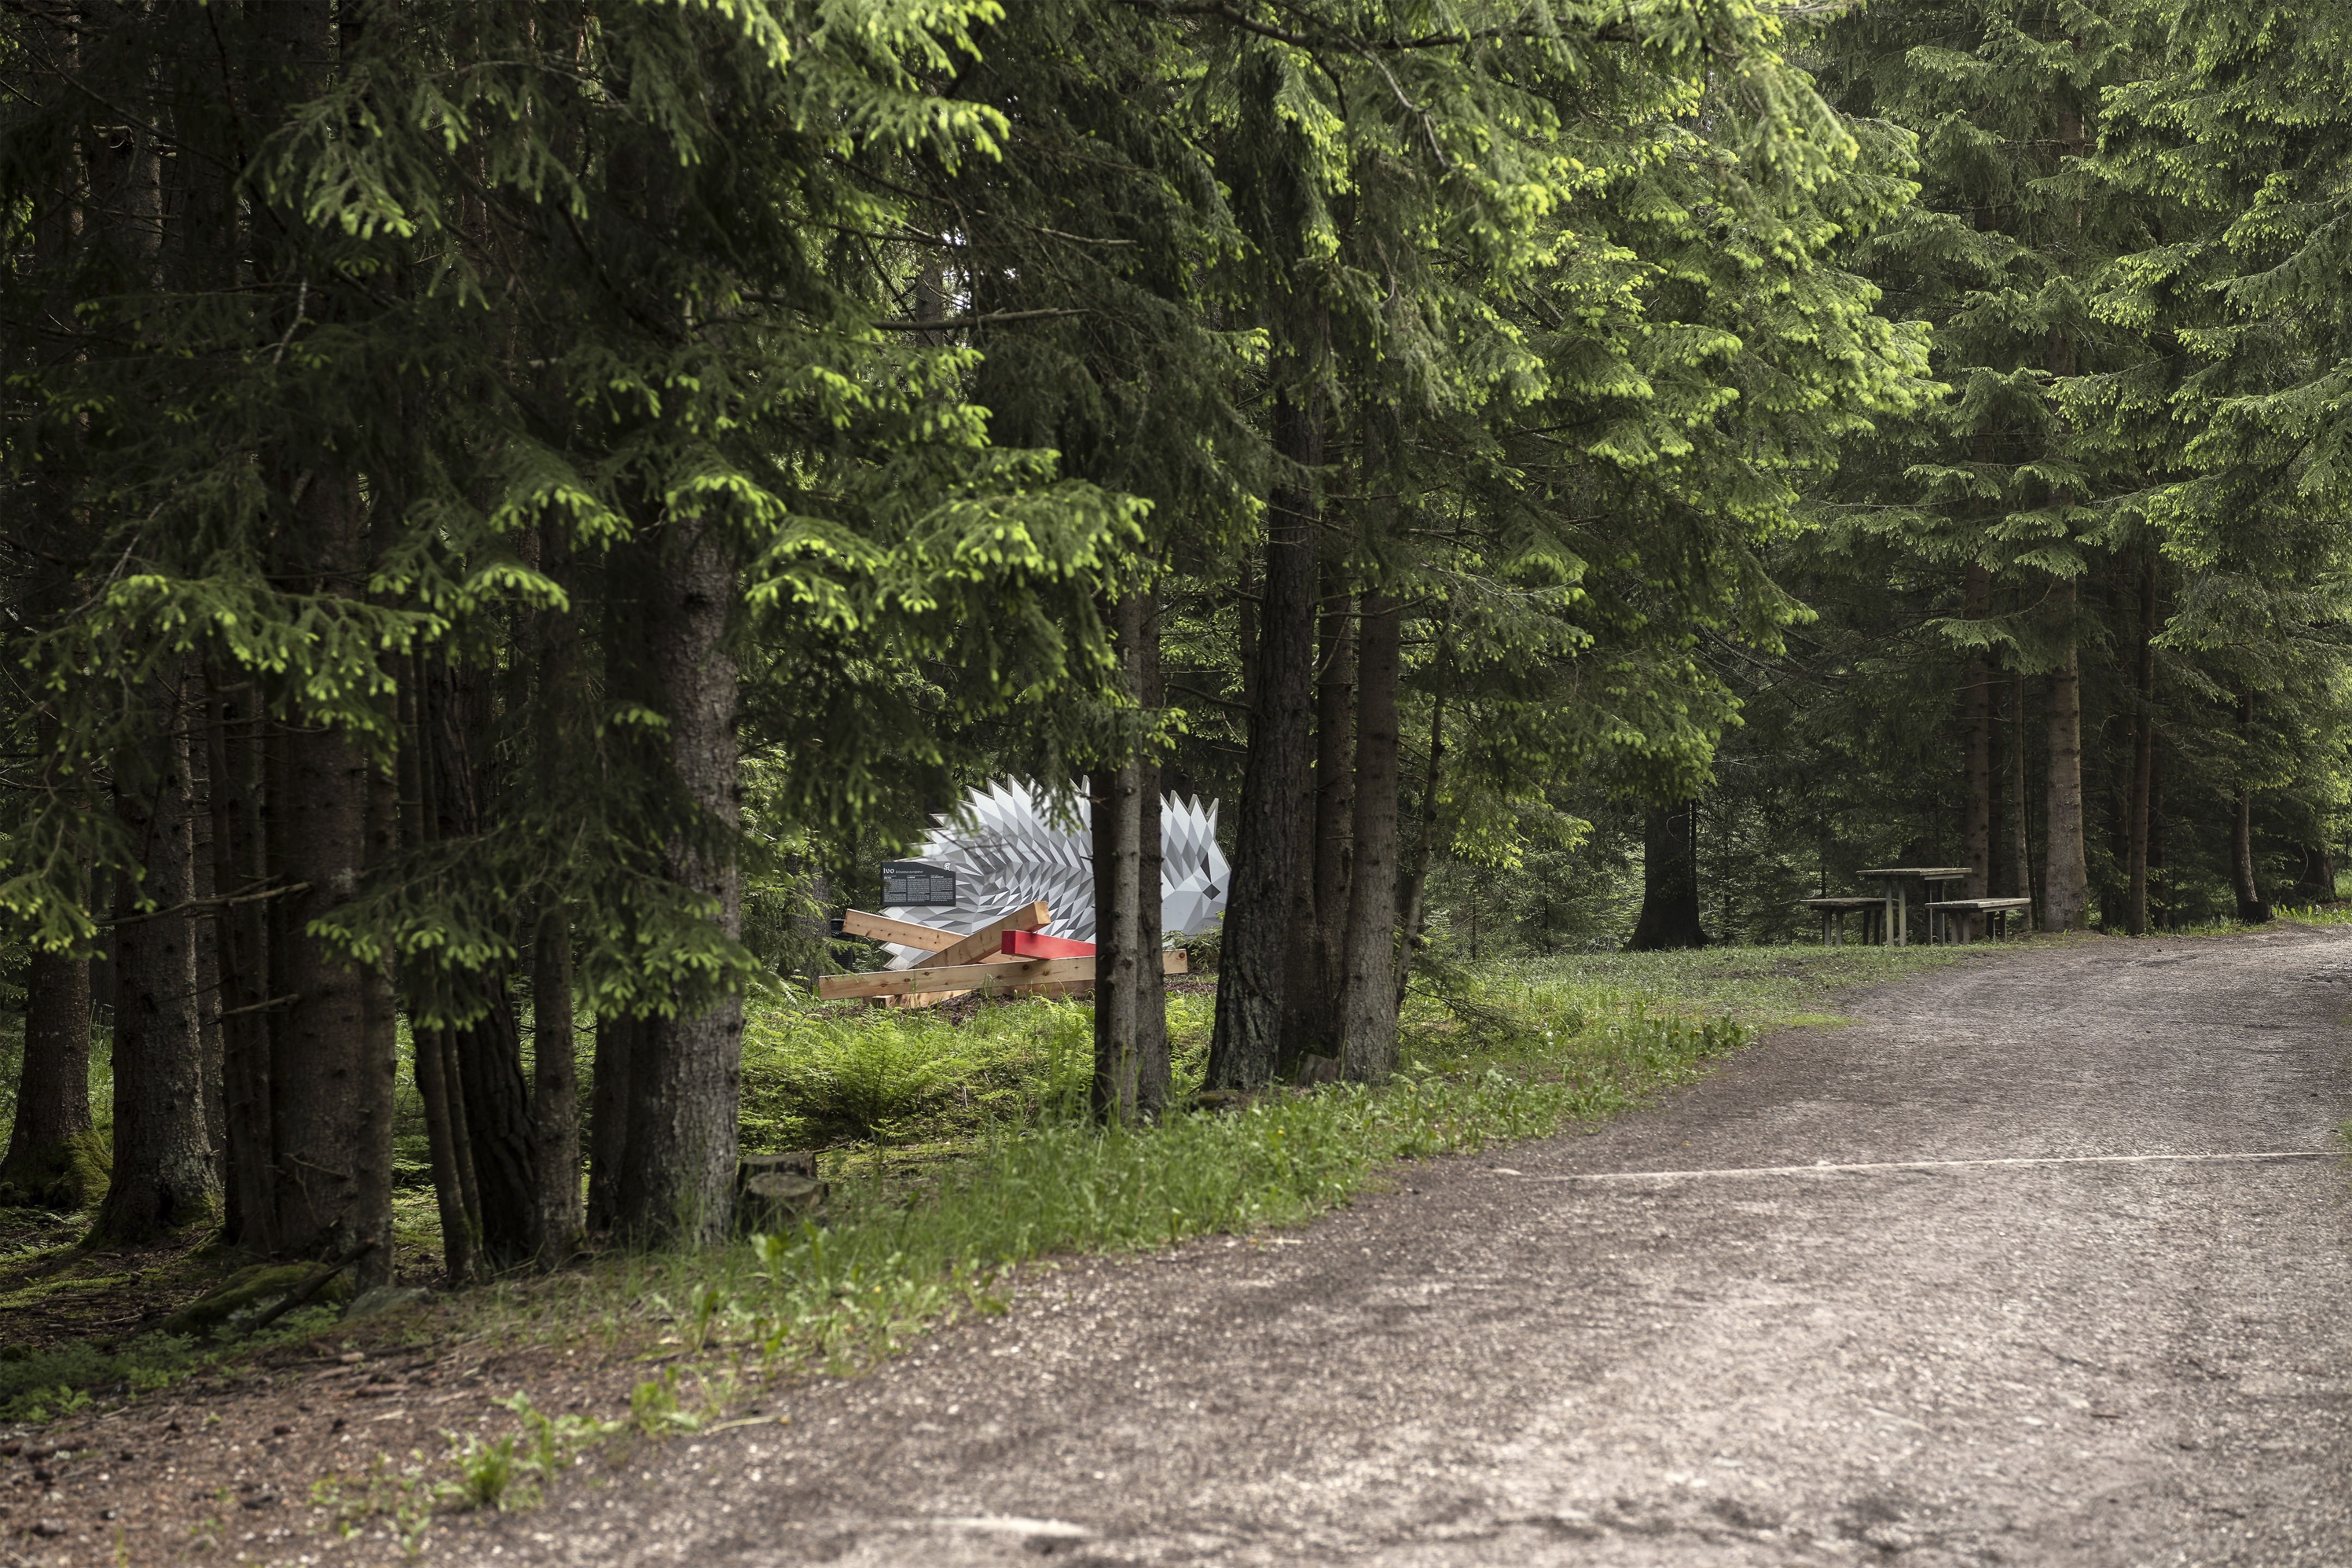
[102,881,311,928]
[869,309,1089,332]
[1123,0,1640,52]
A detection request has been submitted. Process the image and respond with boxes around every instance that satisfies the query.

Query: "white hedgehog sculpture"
[877,779,1229,969]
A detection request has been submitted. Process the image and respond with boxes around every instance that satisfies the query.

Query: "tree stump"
[736,1153,825,1233]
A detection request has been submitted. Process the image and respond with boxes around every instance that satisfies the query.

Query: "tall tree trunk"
[529,541,583,1266]
[1236,560,1259,722]
[2233,694,2268,923]
[1281,571,1354,1067]
[424,658,537,1265]
[618,513,744,1246]
[248,0,388,1265]
[2126,553,2158,936]
[530,912,579,1265]
[1134,595,1169,1121]
[1629,801,1708,950]
[1394,605,1453,1008]
[2232,789,2264,923]
[2043,584,2092,933]
[2298,844,2337,903]
[1339,589,1401,1082]
[95,664,219,1240]
[394,660,469,1280]
[353,737,399,1290]
[1206,384,1319,1092]
[1091,595,1148,1123]
[2009,666,2032,916]
[1091,596,1146,1123]
[1,944,94,1208]
[1962,566,1993,936]
[1088,767,1142,1122]
[208,675,272,1247]
[529,658,583,1269]
[271,477,383,1259]
[587,549,646,1234]
[586,1014,633,1233]
[0,7,94,1212]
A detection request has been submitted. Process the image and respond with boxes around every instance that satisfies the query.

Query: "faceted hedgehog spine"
[878,778,1228,968]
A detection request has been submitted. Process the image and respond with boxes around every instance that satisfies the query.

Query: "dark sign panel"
[880,860,957,908]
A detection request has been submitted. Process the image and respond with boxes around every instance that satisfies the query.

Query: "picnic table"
[1799,896,1885,946]
[1925,896,2033,941]
[1858,867,1970,946]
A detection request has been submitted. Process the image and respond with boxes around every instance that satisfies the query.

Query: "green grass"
[467,941,1987,1375]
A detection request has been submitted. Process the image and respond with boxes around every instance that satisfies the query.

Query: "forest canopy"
[1,0,2345,1270]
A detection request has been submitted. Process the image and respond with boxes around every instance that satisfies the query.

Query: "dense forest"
[1,0,2347,1282]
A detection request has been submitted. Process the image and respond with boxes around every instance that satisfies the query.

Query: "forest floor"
[12,930,2347,1565]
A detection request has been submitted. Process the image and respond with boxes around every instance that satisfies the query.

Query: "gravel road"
[482,932,2352,1567]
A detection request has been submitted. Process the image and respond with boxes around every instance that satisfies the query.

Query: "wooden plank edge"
[819,947,1185,1001]
[932,900,1053,968]
[840,909,963,950]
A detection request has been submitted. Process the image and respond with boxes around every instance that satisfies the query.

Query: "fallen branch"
[244,1238,380,1336]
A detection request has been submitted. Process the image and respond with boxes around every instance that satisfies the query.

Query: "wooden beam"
[817,947,1185,1001]
[931,901,1051,967]
[840,909,962,950]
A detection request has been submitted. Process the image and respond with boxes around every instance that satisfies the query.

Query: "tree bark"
[354,734,399,1290]
[1339,589,1402,1082]
[440,1026,486,1260]
[1394,608,1453,1009]
[1629,802,1708,950]
[2233,694,2268,923]
[1134,596,1169,1121]
[0,6,95,1212]
[618,513,744,1246]
[2230,789,2264,923]
[2126,553,2158,936]
[423,657,538,1265]
[188,733,225,1196]
[2009,666,2032,916]
[0,940,93,1208]
[586,1014,633,1233]
[2297,844,2337,903]
[95,665,220,1241]
[206,673,273,1246]
[1089,759,1142,1122]
[530,912,580,1265]
[1206,384,1319,1092]
[1281,571,1354,1067]
[391,658,470,1280]
[2043,585,2092,933]
[1091,596,1145,1123]
[529,541,583,1266]
[1962,567,1993,936]
[271,477,382,1259]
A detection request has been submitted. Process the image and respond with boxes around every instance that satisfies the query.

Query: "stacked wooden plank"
[821,902,1186,1006]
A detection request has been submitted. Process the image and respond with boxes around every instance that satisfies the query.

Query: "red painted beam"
[1002,929,1095,959]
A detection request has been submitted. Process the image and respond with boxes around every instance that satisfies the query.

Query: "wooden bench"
[1923,896,2033,942]
[1800,896,1887,946]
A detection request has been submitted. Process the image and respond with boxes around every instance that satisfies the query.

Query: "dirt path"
[138,930,2288,1565]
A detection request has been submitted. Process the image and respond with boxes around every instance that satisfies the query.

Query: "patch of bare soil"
[0,1213,237,1355]
[0,1203,722,1568]
[0,1289,689,1567]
